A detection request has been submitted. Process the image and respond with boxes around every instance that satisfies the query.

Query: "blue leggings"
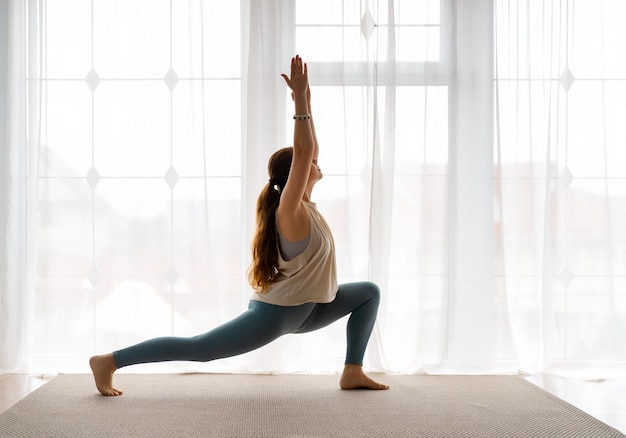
[113,281,380,369]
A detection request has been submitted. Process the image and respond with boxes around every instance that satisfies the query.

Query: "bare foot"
[339,364,389,390]
[89,354,123,396]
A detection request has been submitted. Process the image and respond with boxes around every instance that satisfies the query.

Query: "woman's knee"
[371,282,381,302]
[359,281,380,304]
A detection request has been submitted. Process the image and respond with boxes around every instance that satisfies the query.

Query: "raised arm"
[307,86,320,164]
[277,56,315,241]
[287,78,319,161]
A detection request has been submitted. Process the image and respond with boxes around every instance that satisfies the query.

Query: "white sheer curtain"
[494,0,626,377]
[2,0,453,374]
[3,0,624,378]
[240,0,452,373]
[1,0,38,373]
[256,0,453,373]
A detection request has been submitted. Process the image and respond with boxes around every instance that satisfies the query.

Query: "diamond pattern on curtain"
[26,0,244,373]
[494,0,626,377]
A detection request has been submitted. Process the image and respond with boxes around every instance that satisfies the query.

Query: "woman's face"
[309,159,323,183]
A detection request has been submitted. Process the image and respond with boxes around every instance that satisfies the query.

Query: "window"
[294,0,451,370]
[31,0,244,369]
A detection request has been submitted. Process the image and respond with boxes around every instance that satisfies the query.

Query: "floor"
[1,373,625,434]
[523,374,626,434]
[0,374,54,414]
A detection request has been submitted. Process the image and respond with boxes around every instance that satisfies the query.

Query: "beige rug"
[0,374,623,437]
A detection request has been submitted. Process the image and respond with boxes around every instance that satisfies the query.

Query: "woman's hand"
[281,55,309,99]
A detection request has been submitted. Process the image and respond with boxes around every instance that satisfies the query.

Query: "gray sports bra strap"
[276,219,311,261]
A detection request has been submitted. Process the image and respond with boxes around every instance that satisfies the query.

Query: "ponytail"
[247,147,293,293]
[248,184,282,293]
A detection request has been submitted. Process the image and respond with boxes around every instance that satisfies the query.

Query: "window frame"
[300,0,454,88]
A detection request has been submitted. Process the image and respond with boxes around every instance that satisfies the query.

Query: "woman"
[89,56,388,396]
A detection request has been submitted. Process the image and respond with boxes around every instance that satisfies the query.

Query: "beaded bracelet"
[293,114,311,120]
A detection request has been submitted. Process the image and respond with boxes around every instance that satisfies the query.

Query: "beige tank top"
[251,202,338,306]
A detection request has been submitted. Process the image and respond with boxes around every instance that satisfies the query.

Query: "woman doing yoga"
[89,55,389,396]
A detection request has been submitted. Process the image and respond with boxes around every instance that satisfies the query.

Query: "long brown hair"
[247,147,293,293]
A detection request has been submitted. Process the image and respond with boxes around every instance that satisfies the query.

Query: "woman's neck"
[302,185,314,202]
